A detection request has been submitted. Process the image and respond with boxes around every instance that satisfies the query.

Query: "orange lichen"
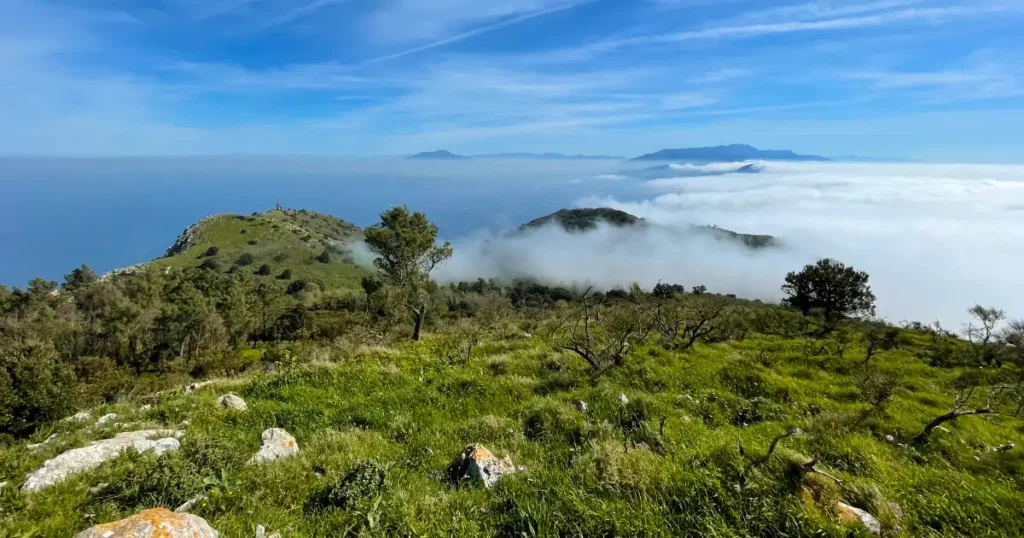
[86,508,197,538]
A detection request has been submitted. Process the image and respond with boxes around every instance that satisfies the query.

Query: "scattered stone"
[617,393,629,405]
[21,430,184,492]
[571,400,588,413]
[998,441,1016,452]
[888,501,904,520]
[255,524,282,538]
[175,494,205,513]
[0,481,7,490]
[181,419,193,427]
[249,428,299,464]
[64,411,91,423]
[72,507,218,538]
[95,413,118,427]
[885,434,895,443]
[521,333,533,339]
[140,404,152,411]
[88,483,109,495]
[836,501,881,535]
[217,393,248,411]
[451,444,516,488]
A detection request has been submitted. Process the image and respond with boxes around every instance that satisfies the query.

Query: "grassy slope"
[152,208,367,292]
[4,332,1023,537]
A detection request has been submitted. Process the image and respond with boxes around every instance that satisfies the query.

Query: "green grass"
[4,331,1023,537]
[152,208,367,292]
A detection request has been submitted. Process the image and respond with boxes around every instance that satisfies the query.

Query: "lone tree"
[364,207,453,341]
[782,258,875,322]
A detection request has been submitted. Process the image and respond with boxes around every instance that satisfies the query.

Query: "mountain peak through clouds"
[406,150,470,160]
[630,144,830,163]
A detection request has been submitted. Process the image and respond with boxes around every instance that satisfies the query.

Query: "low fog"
[435,161,1024,328]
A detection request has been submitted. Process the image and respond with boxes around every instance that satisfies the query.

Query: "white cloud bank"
[436,161,1024,327]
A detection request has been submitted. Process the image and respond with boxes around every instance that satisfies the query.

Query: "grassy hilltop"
[1,207,1023,537]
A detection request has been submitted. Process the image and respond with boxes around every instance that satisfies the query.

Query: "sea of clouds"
[436,161,1024,327]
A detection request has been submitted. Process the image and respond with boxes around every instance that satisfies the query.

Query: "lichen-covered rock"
[572,400,588,413]
[73,507,218,538]
[22,430,184,492]
[217,393,248,411]
[249,428,299,464]
[64,411,91,422]
[836,501,881,535]
[95,413,118,426]
[451,444,516,488]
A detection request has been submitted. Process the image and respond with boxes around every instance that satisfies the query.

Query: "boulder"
[217,393,248,411]
[571,400,588,413]
[64,411,91,422]
[451,444,516,488]
[95,413,118,426]
[617,393,629,405]
[836,501,881,535]
[22,430,184,492]
[72,508,218,538]
[249,428,299,464]
[27,433,59,451]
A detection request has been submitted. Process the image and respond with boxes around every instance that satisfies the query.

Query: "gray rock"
[73,508,218,538]
[64,411,91,422]
[249,428,299,464]
[888,501,904,520]
[185,380,216,394]
[451,444,516,488]
[22,430,184,492]
[255,524,282,538]
[217,393,248,411]
[571,400,588,413]
[140,404,152,412]
[617,393,629,405]
[836,501,881,535]
[175,494,205,513]
[95,413,118,426]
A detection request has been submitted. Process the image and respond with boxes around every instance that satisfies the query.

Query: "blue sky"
[3,0,1023,161]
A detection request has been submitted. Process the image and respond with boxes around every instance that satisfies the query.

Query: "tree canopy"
[782,258,875,321]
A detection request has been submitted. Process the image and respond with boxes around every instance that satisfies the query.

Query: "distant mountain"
[406,150,470,160]
[630,144,829,163]
[519,207,778,249]
[476,152,621,160]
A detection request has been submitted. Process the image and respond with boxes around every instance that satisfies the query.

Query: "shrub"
[316,249,331,264]
[204,246,219,257]
[235,253,255,266]
[278,269,293,280]
[256,264,272,276]
[199,258,220,271]
[248,239,258,246]
[309,461,387,511]
[0,343,77,437]
[287,280,310,295]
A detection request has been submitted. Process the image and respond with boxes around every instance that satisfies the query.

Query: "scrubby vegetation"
[1,207,1023,537]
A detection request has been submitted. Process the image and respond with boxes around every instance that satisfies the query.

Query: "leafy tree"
[782,258,875,322]
[62,265,99,294]
[0,342,77,436]
[316,249,332,264]
[361,276,383,313]
[652,283,685,299]
[691,285,707,295]
[363,207,453,341]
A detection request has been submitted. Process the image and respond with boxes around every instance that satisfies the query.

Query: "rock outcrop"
[249,428,299,464]
[22,430,184,492]
[64,411,91,422]
[72,507,218,538]
[217,393,248,411]
[95,413,118,426]
[836,501,881,535]
[451,444,516,488]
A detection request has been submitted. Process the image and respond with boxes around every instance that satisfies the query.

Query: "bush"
[235,253,255,266]
[309,461,387,511]
[0,343,77,437]
[287,280,310,295]
[256,264,272,276]
[316,249,331,264]
[278,269,293,280]
[199,258,220,271]
[248,239,258,246]
[204,246,219,257]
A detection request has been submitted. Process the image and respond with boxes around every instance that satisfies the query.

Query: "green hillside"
[152,207,367,292]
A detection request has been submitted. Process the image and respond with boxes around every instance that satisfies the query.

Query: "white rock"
[217,393,248,411]
[249,428,299,464]
[21,430,184,492]
[140,405,152,411]
[571,400,588,413]
[95,413,118,426]
[0,481,7,490]
[836,501,881,535]
[255,524,282,538]
[72,508,218,538]
[175,494,205,513]
[617,393,629,405]
[185,380,216,394]
[451,444,516,488]
[64,411,91,422]
[885,434,895,443]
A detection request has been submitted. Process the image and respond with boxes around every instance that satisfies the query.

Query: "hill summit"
[630,144,828,163]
